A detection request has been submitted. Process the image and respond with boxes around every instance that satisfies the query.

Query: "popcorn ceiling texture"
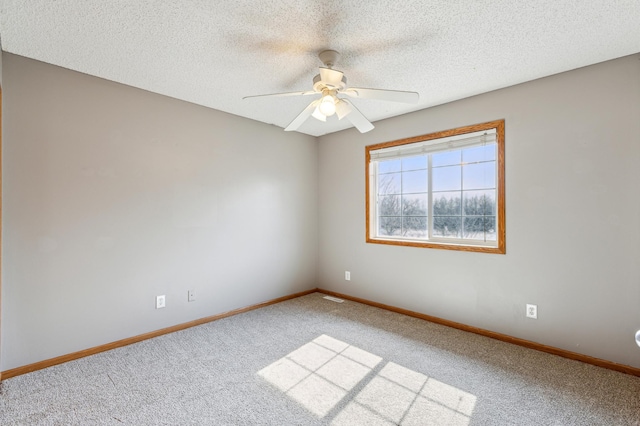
[1,0,639,136]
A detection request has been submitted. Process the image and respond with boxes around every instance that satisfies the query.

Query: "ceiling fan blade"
[319,67,344,87]
[342,87,419,104]
[284,99,321,131]
[243,90,317,100]
[343,100,374,133]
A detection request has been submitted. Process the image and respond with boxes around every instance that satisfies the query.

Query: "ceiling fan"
[243,50,419,133]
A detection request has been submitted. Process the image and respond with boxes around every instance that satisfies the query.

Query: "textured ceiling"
[1,1,639,136]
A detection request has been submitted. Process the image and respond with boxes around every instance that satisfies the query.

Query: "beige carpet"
[1,292,639,425]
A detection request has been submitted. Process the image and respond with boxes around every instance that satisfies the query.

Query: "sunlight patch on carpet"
[257,334,476,424]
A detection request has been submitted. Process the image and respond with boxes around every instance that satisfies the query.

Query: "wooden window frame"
[365,119,506,254]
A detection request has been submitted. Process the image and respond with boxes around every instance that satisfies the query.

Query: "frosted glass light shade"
[312,105,326,121]
[319,95,336,116]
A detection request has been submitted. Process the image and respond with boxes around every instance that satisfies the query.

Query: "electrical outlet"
[526,304,537,319]
[156,295,166,309]
[345,271,351,281]
[188,289,196,302]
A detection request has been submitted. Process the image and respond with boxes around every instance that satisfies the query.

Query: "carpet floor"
[1,292,639,425]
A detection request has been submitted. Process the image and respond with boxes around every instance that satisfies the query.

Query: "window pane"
[403,216,427,238]
[462,161,495,190]
[378,173,401,194]
[463,216,496,241]
[463,190,496,216]
[402,194,428,216]
[432,150,461,167]
[433,216,462,238]
[433,192,461,216]
[432,165,461,191]
[463,144,496,163]
[378,159,401,174]
[379,195,401,216]
[402,169,428,193]
[401,155,427,171]
[379,217,402,236]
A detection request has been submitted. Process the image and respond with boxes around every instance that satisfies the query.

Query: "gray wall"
[0,45,3,373]
[1,53,318,371]
[2,51,640,373]
[317,54,640,368]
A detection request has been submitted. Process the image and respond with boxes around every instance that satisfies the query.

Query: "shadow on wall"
[258,334,476,425]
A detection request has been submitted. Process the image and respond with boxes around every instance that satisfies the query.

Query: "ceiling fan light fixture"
[335,99,352,120]
[319,94,336,116]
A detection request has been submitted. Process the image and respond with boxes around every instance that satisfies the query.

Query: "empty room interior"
[1,2,640,425]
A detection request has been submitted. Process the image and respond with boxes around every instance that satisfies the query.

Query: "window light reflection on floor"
[257,334,476,425]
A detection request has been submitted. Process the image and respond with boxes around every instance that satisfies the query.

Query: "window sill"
[366,236,505,254]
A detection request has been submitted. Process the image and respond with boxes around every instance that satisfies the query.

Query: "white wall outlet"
[345,271,351,281]
[156,295,166,309]
[526,303,537,319]
[188,289,196,302]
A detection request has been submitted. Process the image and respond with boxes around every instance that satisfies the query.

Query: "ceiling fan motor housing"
[313,73,347,92]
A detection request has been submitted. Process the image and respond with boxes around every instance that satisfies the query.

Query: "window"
[366,120,505,254]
